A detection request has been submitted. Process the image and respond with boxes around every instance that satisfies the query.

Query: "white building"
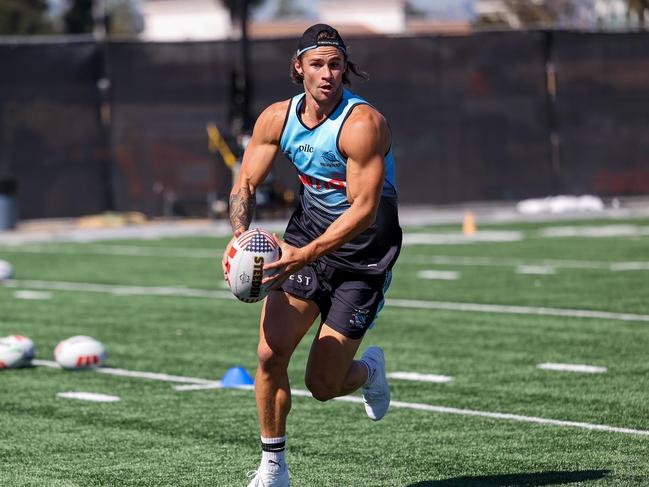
[474,0,522,27]
[139,0,232,41]
[592,0,628,27]
[317,0,407,34]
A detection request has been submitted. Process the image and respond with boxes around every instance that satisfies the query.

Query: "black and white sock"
[260,435,286,473]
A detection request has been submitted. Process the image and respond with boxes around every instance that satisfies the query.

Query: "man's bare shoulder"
[260,99,291,123]
[254,100,291,143]
[340,104,390,155]
[347,104,387,131]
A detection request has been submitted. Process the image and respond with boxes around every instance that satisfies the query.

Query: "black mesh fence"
[1,31,648,219]
[342,32,554,203]
[552,32,649,196]
[0,39,109,219]
[107,41,232,216]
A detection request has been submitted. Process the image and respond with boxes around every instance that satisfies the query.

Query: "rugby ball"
[0,335,35,369]
[225,228,281,303]
[54,335,106,369]
[0,259,13,280]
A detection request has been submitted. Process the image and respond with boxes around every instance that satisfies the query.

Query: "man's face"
[295,46,346,103]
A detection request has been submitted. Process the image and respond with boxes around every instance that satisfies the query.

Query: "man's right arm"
[222,100,289,281]
[228,100,289,234]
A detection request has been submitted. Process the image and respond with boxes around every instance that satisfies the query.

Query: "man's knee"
[304,371,340,402]
[257,341,291,373]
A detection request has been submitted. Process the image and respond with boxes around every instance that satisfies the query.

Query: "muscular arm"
[265,105,390,282]
[301,105,390,262]
[222,101,288,281]
[228,101,289,234]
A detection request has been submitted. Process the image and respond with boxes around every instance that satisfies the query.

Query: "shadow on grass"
[407,469,610,486]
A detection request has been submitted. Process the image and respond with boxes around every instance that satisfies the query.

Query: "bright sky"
[46,0,477,22]
[253,0,477,21]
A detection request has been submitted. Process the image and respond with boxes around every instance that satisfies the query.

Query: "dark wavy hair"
[290,31,368,86]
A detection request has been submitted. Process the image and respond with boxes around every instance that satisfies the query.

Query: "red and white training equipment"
[0,259,13,280]
[0,335,35,369]
[225,228,281,303]
[54,335,106,370]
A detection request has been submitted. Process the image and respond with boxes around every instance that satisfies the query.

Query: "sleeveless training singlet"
[279,88,402,275]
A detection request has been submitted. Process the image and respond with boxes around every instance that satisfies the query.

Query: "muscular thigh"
[259,290,320,358]
[306,323,363,384]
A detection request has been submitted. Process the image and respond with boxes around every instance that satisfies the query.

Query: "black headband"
[296,23,347,57]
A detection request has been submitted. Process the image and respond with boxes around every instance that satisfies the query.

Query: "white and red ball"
[225,228,281,303]
[0,259,13,280]
[54,335,106,370]
[0,335,35,369]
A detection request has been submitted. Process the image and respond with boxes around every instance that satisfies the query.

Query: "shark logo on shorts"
[349,309,369,329]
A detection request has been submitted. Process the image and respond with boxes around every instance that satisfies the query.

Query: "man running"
[222,24,402,486]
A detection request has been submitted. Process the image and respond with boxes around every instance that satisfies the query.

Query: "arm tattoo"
[229,186,255,233]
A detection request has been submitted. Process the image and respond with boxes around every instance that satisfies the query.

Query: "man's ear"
[294,58,304,76]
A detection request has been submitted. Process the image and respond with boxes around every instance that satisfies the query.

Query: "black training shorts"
[281,260,392,340]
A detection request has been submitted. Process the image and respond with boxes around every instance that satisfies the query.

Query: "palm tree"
[628,0,649,27]
[0,0,53,35]
[218,0,267,137]
[474,0,577,28]
[220,0,266,18]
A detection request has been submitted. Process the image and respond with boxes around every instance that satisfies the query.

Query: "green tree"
[107,0,143,37]
[0,0,53,35]
[220,0,266,13]
[274,0,305,19]
[62,0,143,36]
[474,0,577,28]
[628,0,649,27]
[63,0,93,33]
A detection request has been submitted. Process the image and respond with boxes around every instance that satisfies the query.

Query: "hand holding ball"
[225,228,281,303]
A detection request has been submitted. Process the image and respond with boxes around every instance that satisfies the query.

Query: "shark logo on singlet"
[321,151,342,168]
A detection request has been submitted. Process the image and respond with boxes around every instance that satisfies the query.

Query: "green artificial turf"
[1,217,648,486]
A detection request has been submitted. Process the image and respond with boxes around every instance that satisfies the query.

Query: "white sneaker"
[246,464,290,487]
[361,346,391,421]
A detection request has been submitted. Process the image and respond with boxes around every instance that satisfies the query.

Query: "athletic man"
[222,24,402,486]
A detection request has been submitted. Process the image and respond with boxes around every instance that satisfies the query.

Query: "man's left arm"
[264,106,389,282]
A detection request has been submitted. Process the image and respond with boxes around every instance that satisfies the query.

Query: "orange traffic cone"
[463,211,477,235]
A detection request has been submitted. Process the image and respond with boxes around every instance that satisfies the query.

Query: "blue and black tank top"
[279,88,401,275]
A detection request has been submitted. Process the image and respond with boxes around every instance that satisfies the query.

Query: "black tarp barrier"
[1,31,648,219]
[108,41,231,216]
[0,39,108,219]
[339,32,554,203]
[552,32,649,196]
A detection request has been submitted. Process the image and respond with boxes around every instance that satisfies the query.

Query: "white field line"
[57,392,121,402]
[4,244,649,272]
[174,383,225,391]
[609,262,649,271]
[537,363,608,374]
[386,298,649,323]
[540,225,649,238]
[2,232,520,256]
[402,231,523,245]
[0,244,221,259]
[4,280,234,300]
[34,359,220,385]
[401,255,649,272]
[13,290,53,300]
[387,371,453,383]
[516,265,556,275]
[8,279,649,324]
[0,221,287,245]
[417,270,460,280]
[32,360,649,436]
